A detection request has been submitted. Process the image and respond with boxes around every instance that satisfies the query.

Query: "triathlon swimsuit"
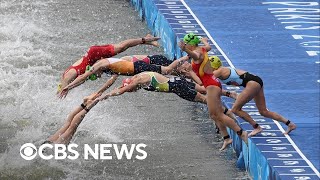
[101,60,162,75]
[133,61,162,74]
[191,48,222,88]
[63,44,115,77]
[131,55,172,66]
[106,58,134,75]
[221,67,263,87]
[106,54,172,75]
[143,72,197,101]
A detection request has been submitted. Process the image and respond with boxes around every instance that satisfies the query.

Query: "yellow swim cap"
[209,56,222,69]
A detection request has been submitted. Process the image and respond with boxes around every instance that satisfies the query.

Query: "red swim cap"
[121,78,133,87]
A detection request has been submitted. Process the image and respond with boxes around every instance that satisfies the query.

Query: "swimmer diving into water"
[57,34,160,93]
[58,55,195,98]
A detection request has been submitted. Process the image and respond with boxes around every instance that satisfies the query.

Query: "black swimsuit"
[144,76,197,101]
[240,72,263,87]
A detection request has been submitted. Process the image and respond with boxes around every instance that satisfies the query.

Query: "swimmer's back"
[107,58,134,75]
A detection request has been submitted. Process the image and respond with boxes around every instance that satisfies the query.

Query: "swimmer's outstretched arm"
[84,75,119,102]
[222,89,238,100]
[47,96,100,144]
[100,83,138,100]
[59,60,109,99]
[52,99,100,144]
[187,70,203,85]
[99,77,143,100]
[161,55,189,75]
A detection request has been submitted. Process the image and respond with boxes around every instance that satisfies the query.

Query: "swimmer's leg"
[206,86,248,147]
[232,82,262,137]
[216,122,233,151]
[254,88,296,135]
[224,107,237,121]
[113,34,160,54]
[160,56,189,74]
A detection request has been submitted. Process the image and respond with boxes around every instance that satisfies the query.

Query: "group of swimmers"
[46,33,296,151]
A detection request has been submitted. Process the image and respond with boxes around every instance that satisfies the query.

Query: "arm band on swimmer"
[80,103,90,112]
[84,107,90,113]
[80,103,86,109]
[223,108,228,114]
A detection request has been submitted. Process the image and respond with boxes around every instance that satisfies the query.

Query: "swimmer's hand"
[224,90,238,100]
[229,91,238,100]
[58,87,69,99]
[178,41,186,51]
[200,37,208,43]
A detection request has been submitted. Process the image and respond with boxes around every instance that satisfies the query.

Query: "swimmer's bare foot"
[248,126,263,137]
[240,131,248,145]
[220,138,233,151]
[283,122,296,135]
[142,34,160,47]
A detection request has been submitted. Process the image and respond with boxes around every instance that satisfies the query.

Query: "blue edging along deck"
[129,0,320,179]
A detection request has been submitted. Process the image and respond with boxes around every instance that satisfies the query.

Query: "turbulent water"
[0,0,250,179]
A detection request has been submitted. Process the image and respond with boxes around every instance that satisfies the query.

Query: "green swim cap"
[209,56,222,69]
[86,65,97,81]
[183,32,201,46]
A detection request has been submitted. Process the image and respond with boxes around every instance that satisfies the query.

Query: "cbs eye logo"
[20,143,37,160]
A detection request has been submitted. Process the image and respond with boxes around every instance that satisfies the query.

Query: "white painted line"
[261,151,299,153]
[251,137,287,138]
[240,122,280,125]
[279,174,317,176]
[166,18,195,20]
[172,27,203,30]
[246,130,282,132]
[267,158,304,160]
[256,144,292,145]
[156,4,185,7]
[164,23,198,25]
[161,12,190,15]
[274,166,310,168]
[158,8,187,10]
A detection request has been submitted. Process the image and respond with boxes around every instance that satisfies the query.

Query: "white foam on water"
[0,3,136,178]
[0,0,128,177]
